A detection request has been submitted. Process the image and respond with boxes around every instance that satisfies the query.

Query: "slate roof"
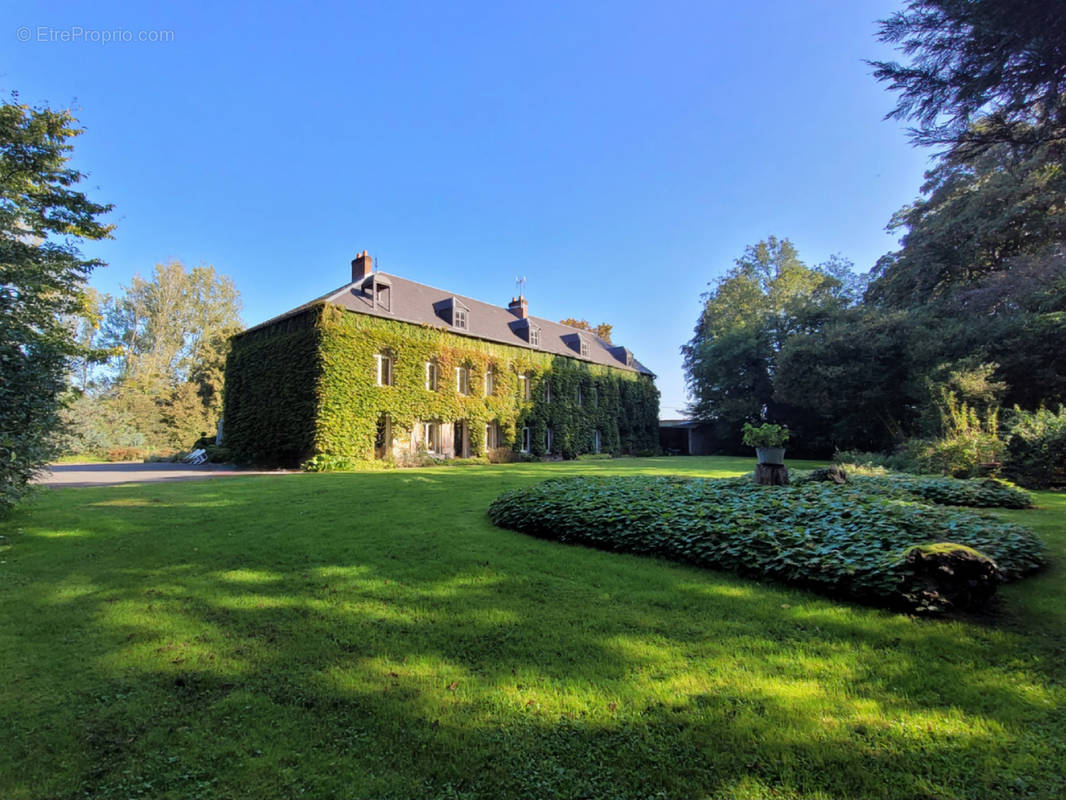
[239,270,655,377]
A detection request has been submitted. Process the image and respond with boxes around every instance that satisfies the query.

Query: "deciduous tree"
[0,94,112,515]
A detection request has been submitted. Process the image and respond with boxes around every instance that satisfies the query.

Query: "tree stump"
[755,463,789,485]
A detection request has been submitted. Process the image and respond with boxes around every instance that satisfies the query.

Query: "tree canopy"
[559,318,613,343]
[0,94,112,514]
[871,0,1066,154]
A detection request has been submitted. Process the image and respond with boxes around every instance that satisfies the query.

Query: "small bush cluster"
[105,446,147,462]
[1003,406,1066,489]
[802,468,1033,509]
[488,476,1046,611]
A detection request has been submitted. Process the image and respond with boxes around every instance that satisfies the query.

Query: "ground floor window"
[521,426,531,453]
[485,421,500,450]
[374,414,391,459]
[423,421,441,454]
[546,426,554,454]
[454,419,468,458]
[594,429,601,454]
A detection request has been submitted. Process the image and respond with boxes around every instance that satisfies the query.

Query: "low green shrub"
[106,446,147,462]
[833,449,914,472]
[1004,405,1066,489]
[204,444,231,463]
[802,469,1033,509]
[488,476,1046,612]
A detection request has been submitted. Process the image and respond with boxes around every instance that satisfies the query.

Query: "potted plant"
[742,422,790,465]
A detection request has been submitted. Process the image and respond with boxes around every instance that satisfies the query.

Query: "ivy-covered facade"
[223,257,659,466]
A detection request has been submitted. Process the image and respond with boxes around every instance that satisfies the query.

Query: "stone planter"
[755,446,786,465]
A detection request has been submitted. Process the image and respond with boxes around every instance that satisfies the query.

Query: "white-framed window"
[485,421,500,450]
[375,351,393,386]
[455,365,470,395]
[425,361,439,391]
[454,308,468,330]
[518,373,531,401]
[423,421,441,454]
[529,327,540,347]
[520,426,531,453]
[580,340,590,357]
[484,368,494,396]
[544,380,552,404]
[591,386,598,406]
[546,427,554,454]
[594,429,601,454]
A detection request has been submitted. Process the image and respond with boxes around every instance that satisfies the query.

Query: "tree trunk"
[755,463,789,486]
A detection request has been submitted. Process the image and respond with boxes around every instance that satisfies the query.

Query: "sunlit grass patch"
[0,456,1063,800]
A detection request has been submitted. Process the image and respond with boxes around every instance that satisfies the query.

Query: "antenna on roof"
[515,275,526,297]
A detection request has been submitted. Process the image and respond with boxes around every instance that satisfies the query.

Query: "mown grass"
[1,456,1063,800]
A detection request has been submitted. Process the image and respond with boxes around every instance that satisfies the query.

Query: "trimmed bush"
[488,476,1046,612]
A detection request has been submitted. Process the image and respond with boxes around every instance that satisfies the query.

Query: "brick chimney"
[351,250,373,282]
[508,296,528,319]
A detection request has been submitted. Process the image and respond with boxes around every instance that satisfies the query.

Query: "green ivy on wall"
[224,302,660,466]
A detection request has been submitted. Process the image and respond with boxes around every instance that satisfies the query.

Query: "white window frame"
[455,365,470,395]
[546,427,554,454]
[529,327,540,347]
[423,421,441,454]
[375,352,393,386]
[580,339,590,357]
[544,380,552,404]
[484,368,494,396]
[594,429,601,454]
[521,426,531,453]
[519,373,531,401]
[425,361,438,391]
[485,421,499,450]
[454,308,468,330]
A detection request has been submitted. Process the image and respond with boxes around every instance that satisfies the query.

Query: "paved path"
[36,462,298,488]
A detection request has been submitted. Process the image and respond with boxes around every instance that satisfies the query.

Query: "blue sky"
[5,0,931,417]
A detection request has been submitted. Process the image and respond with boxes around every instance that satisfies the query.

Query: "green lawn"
[1,457,1063,800]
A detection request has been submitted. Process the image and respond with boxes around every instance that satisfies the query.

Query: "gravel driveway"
[35,462,298,488]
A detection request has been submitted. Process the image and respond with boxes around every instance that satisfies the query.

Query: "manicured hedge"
[488,477,1047,611]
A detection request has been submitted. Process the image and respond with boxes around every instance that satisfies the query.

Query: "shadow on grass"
[2,464,1064,799]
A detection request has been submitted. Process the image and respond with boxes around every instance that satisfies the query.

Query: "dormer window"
[580,339,590,358]
[433,296,470,330]
[529,327,540,347]
[376,283,391,312]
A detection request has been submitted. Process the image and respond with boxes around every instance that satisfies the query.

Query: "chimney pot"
[508,295,528,319]
[352,251,373,282]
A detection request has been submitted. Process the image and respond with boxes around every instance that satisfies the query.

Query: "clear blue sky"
[5,0,932,417]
